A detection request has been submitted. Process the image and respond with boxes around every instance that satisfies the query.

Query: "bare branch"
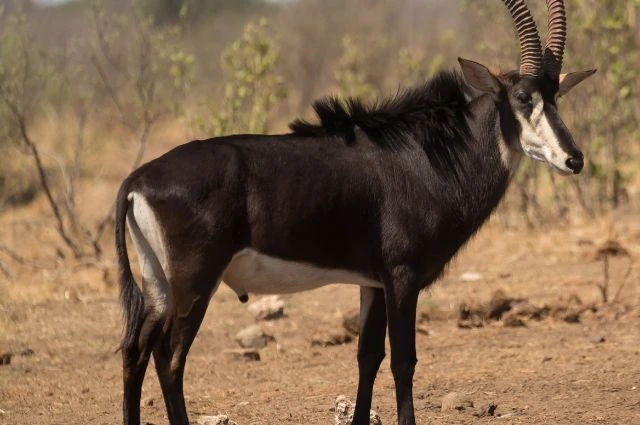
[2,96,82,258]
[598,255,610,303]
[89,53,136,132]
[0,245,27,265]
[0,244,59,271]
[91,113,158,248]
[0,260,11,279]
[612,255,634,303]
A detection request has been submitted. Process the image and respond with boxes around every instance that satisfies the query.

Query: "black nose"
[566,156,584,174]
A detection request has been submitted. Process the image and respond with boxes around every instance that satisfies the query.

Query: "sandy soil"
[1,217,639,425]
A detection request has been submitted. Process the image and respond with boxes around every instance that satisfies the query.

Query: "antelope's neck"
[470,94,523,180]
[448,96,521,228]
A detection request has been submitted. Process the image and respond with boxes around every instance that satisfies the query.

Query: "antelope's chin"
[524,150,574,176]
[549,164,573,176]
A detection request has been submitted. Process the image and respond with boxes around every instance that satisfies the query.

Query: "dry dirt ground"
[1,216,640,425]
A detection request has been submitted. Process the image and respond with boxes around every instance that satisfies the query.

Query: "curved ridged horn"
[544,0,567,77]
[501,0,543,78]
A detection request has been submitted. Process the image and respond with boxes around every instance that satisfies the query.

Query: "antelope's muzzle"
[565,153,584,174]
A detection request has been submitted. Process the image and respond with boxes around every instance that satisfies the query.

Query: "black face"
[458,58,595,175]
[501,73,584,175]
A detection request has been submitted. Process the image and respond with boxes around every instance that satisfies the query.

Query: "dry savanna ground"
[1,202,640,425]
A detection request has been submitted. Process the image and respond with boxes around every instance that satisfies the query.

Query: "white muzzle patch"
[514,93,573,175]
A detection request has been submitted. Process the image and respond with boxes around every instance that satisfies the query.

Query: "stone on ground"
[440,392,474,411]
[0,352,12,365]
[247,295,285,320]
[473,402,498,417]
[196,414,237,425]
[334,395,382,425]
[310,328,352,347]
[234,325,273,349]
[460,271,483,282]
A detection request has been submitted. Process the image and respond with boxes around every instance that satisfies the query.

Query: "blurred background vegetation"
[0,0,638,269]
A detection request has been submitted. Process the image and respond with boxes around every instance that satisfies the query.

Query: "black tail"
[115,179,144,351]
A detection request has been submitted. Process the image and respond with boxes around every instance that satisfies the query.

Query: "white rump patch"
[515,92,572,174]
[126,192,171,315]
[222,248,382,297]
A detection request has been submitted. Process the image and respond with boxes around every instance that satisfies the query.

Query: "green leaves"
[335,34,378,101]
[197,18,287,137]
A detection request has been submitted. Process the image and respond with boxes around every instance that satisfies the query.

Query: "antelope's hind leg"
[151,273,221,425]
[122,309,164,425]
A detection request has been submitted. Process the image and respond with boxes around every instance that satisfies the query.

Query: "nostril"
[566,156,584,174]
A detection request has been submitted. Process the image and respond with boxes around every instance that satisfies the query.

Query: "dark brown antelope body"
[115,1,595,424]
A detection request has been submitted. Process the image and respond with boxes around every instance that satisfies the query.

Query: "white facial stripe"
[529,93,545,125]
[514,93,572,174]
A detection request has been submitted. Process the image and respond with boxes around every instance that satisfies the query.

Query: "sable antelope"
[115,0,595,423]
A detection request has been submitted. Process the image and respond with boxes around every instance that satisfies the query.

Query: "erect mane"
[289,70,472,170]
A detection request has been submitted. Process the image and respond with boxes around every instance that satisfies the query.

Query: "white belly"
[222,248,382,296]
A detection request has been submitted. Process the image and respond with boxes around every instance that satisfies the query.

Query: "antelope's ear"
[458,58,502,98]
[558,69,597,97]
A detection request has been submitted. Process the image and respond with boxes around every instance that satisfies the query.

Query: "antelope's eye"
[516,91,531,104]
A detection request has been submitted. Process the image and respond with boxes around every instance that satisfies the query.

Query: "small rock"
[458,290,526,327]
[595,239,630,259]
[0,353,12,366]
[497,412,523,419]
[310,328,353,347]
[247,295,285,320]
[17,348,34,357]
[420,308,456,322]
[487,290,519,320]
[234,325,273,349]
[64,289,81,302]
[416,324,432,335]
[460,272,483,282]
[473,402,497,417]
[502,314,526,328]
[457,319,483,329]
[196,415,237,425]
[509,301,549,321]
[588,335,606,344]
[566,294,583,307]
[440,392,474,411]
[334,395,382,425]
[551,306,582,323]
[223,349,260,362]
[342,309,360,335]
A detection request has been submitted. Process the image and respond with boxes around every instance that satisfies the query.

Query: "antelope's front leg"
[352,286,387,425]
[384,267,419,425]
